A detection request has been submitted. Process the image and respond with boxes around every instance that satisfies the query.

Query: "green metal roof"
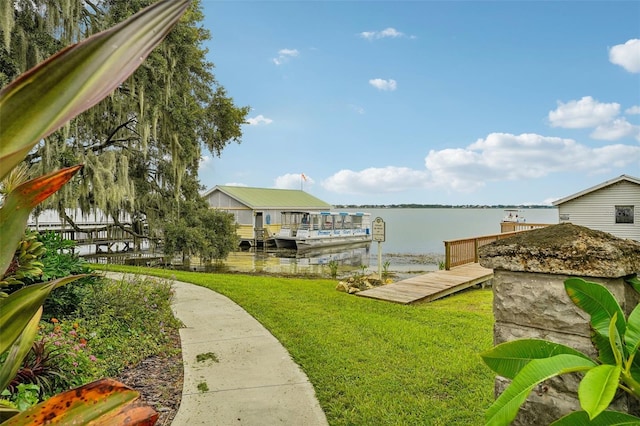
[213,186,332,209]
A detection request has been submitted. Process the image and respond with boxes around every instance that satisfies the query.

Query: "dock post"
[377,241,382,280]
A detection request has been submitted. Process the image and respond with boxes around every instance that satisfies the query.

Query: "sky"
[197,1,640,206]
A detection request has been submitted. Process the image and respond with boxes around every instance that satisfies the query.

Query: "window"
[615,205,634,224]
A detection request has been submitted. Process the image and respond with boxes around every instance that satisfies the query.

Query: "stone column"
[479,223,640,425]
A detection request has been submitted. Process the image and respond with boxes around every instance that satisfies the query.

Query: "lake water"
[220,207,559,278]
[363,207,558,255]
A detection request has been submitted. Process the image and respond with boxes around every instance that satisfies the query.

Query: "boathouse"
[202,185,332,247]
[552,174,640,241]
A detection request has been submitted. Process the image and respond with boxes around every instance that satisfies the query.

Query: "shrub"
[75,275,182,377]
[37,319,101,394]
[33,232,98,319]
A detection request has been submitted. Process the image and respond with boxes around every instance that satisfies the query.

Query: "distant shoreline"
[334,204,556,209]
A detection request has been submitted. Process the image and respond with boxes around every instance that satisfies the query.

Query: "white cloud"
[322,167,429,194]
[369,78,397,91]
[224,182,248,187]
[626,106,640,115]
[272,48,299,65]
[247,114,273,126]
[321,133,640,194]
[274,173,314,189]
[359,27,405,40]
[425,133,640,190]
[548,96,620,129]
[590,118,640,142]
[609,39,640,73]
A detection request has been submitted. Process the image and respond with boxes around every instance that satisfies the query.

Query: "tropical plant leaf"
[626,276,640,295]
[0,165,82,277]
[485,354,596,426]
[0,275,86,355]
[550,409,640,425]
[0,406,20,423]
[90,401,159,426]
[481,338,592,379]
[579,364,622,420]
[625,304,640,356]
[0,307,42,392]
[0,0,191,181]
[564,278,626,344]
[591,331,618,366]
[610,312,624,365]
[0,378,157,425]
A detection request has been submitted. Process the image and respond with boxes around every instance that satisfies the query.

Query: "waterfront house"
[552,174,640,241]
[202,185,332,247]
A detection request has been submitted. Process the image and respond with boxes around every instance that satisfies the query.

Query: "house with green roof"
[202,185,332,247]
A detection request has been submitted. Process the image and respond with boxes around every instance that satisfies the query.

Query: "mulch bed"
[115,329,183,426]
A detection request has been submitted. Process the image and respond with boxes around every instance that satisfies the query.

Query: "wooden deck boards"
[356,263,493,304]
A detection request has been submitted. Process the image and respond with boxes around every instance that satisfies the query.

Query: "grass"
[94,264,495,425]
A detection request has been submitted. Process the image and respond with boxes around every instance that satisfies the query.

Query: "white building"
[552,174,640,241]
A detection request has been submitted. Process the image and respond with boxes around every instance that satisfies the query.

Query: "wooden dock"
[356,263,493,304]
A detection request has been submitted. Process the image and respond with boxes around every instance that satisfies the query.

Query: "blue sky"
[197,1,640,206]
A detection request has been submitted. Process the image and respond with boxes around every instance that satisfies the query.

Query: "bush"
[9,274,182,397]
[37,319,101,394]
[21,231,99,320]
[74,275,182,377]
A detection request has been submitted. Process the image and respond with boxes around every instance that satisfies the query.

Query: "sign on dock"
[372,217,385,242]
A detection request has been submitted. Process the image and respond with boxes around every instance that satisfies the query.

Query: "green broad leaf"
[609,312,624,365]
[485,354,597,426]
[626,276,640,295]
[564,278,626,343]
[579,364,622,420]
[0,307,42,392]
[593,332,618,365]
[0,275,86,355]
[0,0,191,181]
[0,166,82,275]
[550,410,640,425]
[625,304,640,356]
[481,338,592,379]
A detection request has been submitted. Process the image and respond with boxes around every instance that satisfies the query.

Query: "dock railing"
[443,223,551,270]
[500,222,550,233]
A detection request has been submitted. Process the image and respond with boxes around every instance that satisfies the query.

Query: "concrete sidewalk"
[170,280,328,425]
[104,273,327,425]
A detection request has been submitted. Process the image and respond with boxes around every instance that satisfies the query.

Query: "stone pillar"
[479,223,640,425]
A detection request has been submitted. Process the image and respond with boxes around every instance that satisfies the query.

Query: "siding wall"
[204,191,286,229]
[558,181,640,240]
[205,191,253,226]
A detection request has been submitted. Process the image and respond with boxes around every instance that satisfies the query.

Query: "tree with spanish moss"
[1,0,249,260]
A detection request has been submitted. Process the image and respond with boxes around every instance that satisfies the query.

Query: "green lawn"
[95,265,495,425]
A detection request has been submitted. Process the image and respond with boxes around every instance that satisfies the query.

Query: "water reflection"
[215,242,373,276]
[89,242,440,280]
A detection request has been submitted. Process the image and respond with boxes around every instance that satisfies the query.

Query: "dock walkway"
[356,263,493,304]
